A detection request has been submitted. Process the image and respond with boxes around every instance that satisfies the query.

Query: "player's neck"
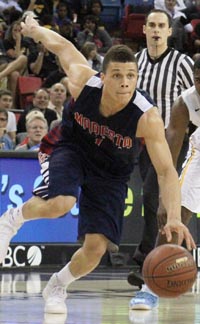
[100,98,124,117]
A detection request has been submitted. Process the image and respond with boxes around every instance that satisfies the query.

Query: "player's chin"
[117,93,132,104]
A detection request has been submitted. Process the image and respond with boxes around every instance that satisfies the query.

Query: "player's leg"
[42,174,127,314]
[43,233,109,314]
[0,145,81,264]
[0,195,76,264]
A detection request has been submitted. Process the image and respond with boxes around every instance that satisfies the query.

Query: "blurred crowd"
[0,0,116,151]
[0,0,200,151]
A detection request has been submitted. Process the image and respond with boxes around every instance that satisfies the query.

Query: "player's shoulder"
[137,107,163,138]
[85,73,102,88]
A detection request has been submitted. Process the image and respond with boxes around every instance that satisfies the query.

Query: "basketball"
[142,244,197,298]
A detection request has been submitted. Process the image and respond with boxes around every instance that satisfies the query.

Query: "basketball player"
[0,15,195,315]
[128,9,194,289]
[164,58,200,230]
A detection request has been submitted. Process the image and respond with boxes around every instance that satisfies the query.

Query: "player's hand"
[21,14,39,38]
[161,220,196,251]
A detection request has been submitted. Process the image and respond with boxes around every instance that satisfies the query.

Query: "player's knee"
[46,195,76,218]
[83,234,108,261]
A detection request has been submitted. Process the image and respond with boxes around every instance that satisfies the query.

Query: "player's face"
[101,62,138,107]
[194,68,200,95]
[143,12,172,47]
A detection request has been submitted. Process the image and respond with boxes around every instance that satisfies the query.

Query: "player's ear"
[168,26,172,37]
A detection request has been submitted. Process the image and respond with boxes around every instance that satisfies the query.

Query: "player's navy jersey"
[64,74,155,179]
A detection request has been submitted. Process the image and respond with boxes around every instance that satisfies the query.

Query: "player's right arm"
[21,15,96,99]
[166,96,190,167]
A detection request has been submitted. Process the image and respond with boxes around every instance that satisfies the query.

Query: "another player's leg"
[42,233,108,314]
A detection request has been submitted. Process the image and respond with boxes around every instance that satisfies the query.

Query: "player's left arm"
[136,107,196,250]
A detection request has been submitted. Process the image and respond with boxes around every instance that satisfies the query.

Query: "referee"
[128,9,194,291]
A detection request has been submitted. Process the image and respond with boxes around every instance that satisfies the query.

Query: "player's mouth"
[152,36,160,41]
[117,92,130,95]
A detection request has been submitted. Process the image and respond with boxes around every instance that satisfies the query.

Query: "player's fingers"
[184,230,196,250]
[177,229,184,246]
[164,226,172,242]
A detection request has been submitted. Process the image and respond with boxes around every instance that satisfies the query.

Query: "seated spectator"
[42,56,71,101]
[0,108,14,150]
[71,0,91,24]
[154,0,187,11]
[53,2,73,27]
[0,0,23,12]
[81,41,103,72]
[155,0,193,52]
[17,88,57,133]
[15,109,48,151]
[40,14,59,32]
[24,0,51,22]
[28,42,58,79]
[48,82,67,119]
[58,20,78,47]
[181,1,200,21]
[77,15,112,54]
[88,0,105,29]
[0,89,16,143]
[0,0,23,25]
[0,17,7,41]
[0,19,34,106]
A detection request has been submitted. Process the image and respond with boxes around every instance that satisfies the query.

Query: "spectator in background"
[155,0,193,52]
[24,0,51,22]
[77,15,112,54]
[154,0,187,11]
[42,55,66,87]
[15,109,48,151]
[71,0,91,24]
[0,0,23,12]
[28,42,58,79]
[0,89,16,143]
[0,108,14,150]
[53,1,72,27]
[81,41,103,72]
[58,20,78,47]
[40,14,59,31]
[0,19,34,106]
[0,1,23,25]
[0,17,7,41]
[17,88,57,133]
[48,82,67,120]
[88,0,105,29]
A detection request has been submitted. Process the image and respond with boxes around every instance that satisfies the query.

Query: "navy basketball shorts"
[34,144,128,251]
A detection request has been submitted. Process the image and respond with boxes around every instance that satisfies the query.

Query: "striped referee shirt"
[136,47,194,127]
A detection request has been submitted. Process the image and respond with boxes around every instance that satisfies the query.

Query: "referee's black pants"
[133,138,189,267]
[133,145,158,266]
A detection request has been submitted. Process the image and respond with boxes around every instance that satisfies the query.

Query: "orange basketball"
[142,244,197,298]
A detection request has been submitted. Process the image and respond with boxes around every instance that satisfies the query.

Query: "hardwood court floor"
[0,268,200,324]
